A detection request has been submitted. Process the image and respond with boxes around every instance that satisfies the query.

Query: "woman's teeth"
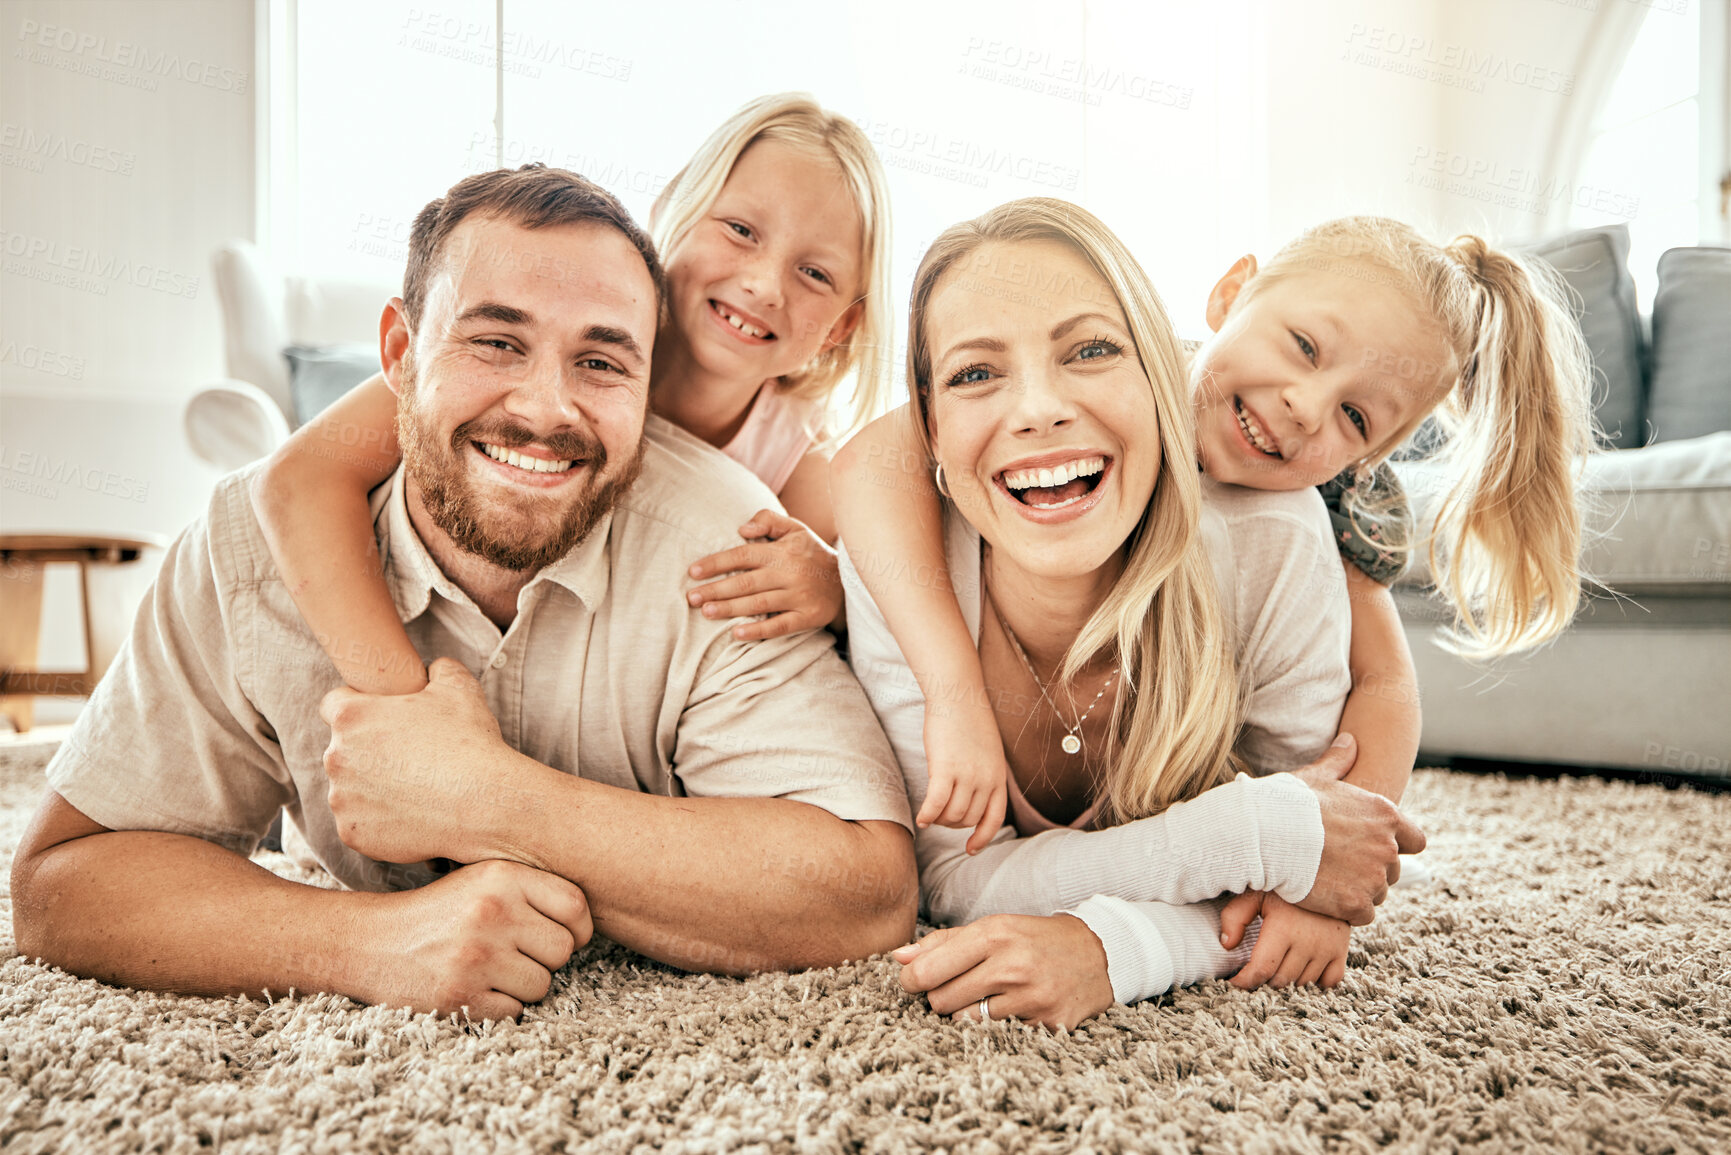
[1002,456,1104,491]
[1002,457,1106,508]
[1233,400,1281,458]
[713,302,770,339]
[480,443,575,473]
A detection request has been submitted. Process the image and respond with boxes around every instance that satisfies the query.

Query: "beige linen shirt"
[47,416,912,892]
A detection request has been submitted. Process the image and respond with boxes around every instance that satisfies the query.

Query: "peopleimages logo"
[0,230,201,299]
[1407,147,1640,220]
[0,123,135,175]
[854,118,1080,192]
[0,444,151,504]
[15,19,250,93]
[1342,24,1575,96]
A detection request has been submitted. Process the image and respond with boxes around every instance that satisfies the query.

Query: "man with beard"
[10,167,917,1020]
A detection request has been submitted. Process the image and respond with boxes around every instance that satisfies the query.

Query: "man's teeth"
[1235,403,1280,457]
[1002,456,1105,491]
[716,303,768,339]
[480,443,575,473]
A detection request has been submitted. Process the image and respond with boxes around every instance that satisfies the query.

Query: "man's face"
[386,215,658,572]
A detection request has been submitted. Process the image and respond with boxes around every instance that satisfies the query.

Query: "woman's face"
[923,238,1160,582]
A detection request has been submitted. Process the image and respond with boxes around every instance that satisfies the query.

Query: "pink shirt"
[720,383,821,494]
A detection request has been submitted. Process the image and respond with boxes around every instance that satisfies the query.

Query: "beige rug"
[1,745,1727,1153]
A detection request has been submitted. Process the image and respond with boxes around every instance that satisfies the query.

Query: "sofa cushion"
[283,343,381,427]
[1393,431,1731,593]
[1528,224,1647,450]
[1647,247,1731,444]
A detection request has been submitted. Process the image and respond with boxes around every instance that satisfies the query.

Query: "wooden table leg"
[0,556,45,732]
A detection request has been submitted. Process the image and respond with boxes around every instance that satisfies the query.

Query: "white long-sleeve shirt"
[841,478,1353,1003]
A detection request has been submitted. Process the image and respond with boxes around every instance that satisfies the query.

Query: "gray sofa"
[1392,226,1730,779]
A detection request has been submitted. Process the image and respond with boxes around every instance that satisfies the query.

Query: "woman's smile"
[992,453,1114,522]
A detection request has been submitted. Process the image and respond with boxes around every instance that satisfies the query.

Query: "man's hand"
[353,859,592,1021]
[322,657,540,865]
[1220,890,1351,991]
[1293,734,1426,925]
[686,510,843,640]
[890,913,1115,1031]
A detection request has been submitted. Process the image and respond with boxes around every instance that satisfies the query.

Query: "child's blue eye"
[1344,405,1368,436]
[727,221,753,239]
[1292,332,1317,362]
[801,266,832,286]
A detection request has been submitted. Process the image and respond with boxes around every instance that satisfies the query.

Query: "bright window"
[1570,2,1710,303]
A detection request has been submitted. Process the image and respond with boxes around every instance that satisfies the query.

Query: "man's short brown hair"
[401,164,666,330]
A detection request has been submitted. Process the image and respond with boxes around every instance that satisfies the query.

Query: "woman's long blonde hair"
[650,93,892,441]
[906,199,1243,822]
[1245,218,1598,657]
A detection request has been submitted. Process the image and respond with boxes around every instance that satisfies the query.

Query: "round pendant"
[1061,734,1082,755]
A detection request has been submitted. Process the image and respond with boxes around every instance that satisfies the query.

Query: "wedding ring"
[979,996,992,1022]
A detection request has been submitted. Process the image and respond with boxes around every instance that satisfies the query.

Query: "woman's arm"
[1338,563,1422,803]
[250,372,423,694]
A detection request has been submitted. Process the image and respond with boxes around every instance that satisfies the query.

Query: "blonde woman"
[253,94,895,696]
[842,200,1426,1029]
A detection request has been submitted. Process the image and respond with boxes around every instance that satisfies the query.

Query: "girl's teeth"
[1236,406,1278,456]
[718,304,766,338]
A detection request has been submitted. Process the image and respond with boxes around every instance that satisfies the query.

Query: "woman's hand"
[687,510,844,640]
[890,913,1115,1031]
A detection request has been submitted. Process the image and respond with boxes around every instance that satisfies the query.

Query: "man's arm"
[11,791,590,1020]
[321,659,918,975]
[486,776,915,974]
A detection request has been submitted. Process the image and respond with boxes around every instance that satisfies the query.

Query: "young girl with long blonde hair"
[839,213,1596,995]
[253,93,893,695]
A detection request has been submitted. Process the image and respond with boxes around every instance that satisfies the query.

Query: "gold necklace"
[990,602,1118,757]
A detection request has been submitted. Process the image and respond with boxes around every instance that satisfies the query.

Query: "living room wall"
[0,0,255,399]
[1,0,255,677]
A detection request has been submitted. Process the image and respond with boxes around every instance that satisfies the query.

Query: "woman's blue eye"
[1344,405,1368,436]
[946,364,992,388]
[1078,340,1119,361]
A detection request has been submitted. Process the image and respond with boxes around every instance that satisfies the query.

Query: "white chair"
[184,241,397,471]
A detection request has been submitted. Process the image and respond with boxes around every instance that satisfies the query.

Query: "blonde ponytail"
[1423,238,1596,656]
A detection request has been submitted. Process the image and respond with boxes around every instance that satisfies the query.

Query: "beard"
[396,351,646,573]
